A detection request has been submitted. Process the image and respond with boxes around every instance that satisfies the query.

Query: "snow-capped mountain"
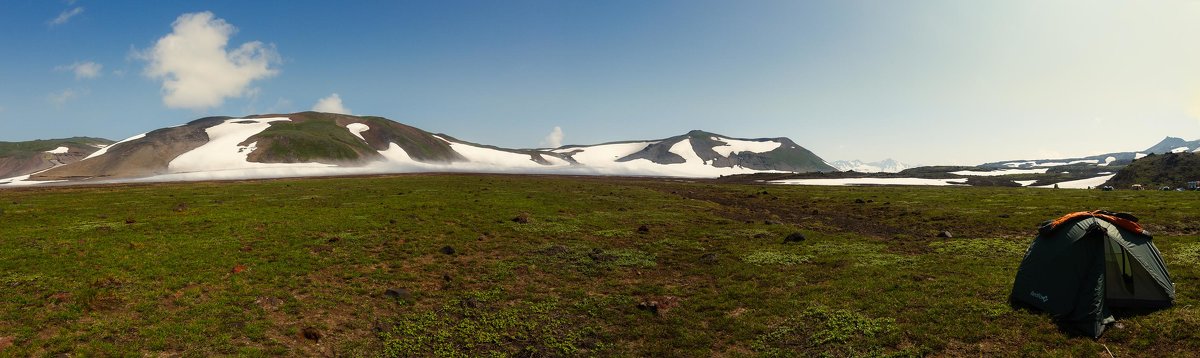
[828,159,911,173]
[980,136,1200,170]
[0,112,835,186]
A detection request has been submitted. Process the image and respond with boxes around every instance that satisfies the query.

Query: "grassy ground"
[1,174,1198,356]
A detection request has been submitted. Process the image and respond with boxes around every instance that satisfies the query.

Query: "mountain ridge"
[1,112,835,185]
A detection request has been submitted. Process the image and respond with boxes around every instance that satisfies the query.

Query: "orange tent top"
[1049,210,1148,236]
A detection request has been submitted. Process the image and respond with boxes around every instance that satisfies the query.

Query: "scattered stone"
[385,288,412,301]
[783,232,806,243]
[636,301,659,315]
[461,297,480,309]
[637,225,650,233]
[512,212,532,224]
[538,245,569,256]
[699,253,718,263]
[937,231,953,238]
[854,198,866,204]
[637,296,681,316]
[439,246,456,255]
[302,327,322,342]
[173,203,189,212]
[588,248,614,262]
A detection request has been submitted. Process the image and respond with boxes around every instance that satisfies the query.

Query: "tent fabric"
[1011,212,1174,338]
[1046,210,1148,236]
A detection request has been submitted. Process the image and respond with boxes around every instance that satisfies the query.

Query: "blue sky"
[3,1,1200,165]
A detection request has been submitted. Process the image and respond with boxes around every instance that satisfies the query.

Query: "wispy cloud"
[312,93,351,114]
[138,11,279,110]
[541,126,564,148]
[55,61,103,79]
[49,7,84,27]
[47,89,81,108]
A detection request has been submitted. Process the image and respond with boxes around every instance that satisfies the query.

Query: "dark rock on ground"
[637,225,650,233]
[783,232,806,243]
[764,220,779,225]
[588,248,614,262]
[699,253,718,263]
[385,288,412,301]
[440,246,456,255]
[302,327,321,342]
[937,231,953,238]
[512,212,532,224]
[998,214,1010,218]
[855,198,866,204]
[636,301,659,315]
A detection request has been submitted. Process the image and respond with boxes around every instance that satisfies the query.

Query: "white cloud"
[47,89,80,108]
[49,7,84,26]
[312,93,351,114]
[140,11,279,110]
[541,126,564,148]
[56,61,103,79]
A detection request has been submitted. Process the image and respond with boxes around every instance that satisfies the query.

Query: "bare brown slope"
[31,117,227,181]
[0,139,112,178]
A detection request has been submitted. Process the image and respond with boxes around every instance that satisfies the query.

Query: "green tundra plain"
[1,174,1199,356]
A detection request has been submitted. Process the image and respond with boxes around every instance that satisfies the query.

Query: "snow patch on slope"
[951,168,1048,176]
[84,133,148,160]
[554,142,655,166]
[1037,174,1116,189]
[346,123,370,142]
[771,178,967,186]
[45,146,69,154]
[168,117,336,173]
[711,137,781,157]
[669,139,704,164]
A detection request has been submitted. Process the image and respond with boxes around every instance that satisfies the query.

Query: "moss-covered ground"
[1,174,1198,356]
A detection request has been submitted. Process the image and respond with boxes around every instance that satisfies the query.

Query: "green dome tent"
[1010,210,1174,338]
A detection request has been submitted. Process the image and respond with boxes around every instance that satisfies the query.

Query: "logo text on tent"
[1030,291,1049,303]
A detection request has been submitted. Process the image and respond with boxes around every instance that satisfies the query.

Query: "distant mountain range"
[827,159,912,173]
[0,112,835,186]
[980,136,1200,170]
